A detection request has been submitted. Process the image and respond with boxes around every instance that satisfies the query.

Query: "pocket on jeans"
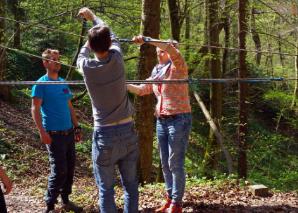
[96,145,113,166]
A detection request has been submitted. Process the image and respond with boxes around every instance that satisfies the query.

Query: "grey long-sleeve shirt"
[77,18,134,127]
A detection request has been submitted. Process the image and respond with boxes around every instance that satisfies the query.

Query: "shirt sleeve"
[166,45,188,74]
[31,84,44,99]
[77,45,91,74]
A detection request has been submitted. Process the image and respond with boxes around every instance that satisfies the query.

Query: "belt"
[47,128,74,136]
[101,116,133,127]
[158,114,177,120]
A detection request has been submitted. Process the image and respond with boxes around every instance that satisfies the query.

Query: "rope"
[0,78,295,86]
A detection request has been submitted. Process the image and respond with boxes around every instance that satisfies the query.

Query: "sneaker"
[155,197,172,212]
[167,203,182,213]
[62,201,83,213]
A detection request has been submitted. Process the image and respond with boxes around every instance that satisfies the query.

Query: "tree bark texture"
[136,0,160,184]
[167,0,180,41]
[251,7,261,66]
[203,0,222,177]
[238,0,249,179]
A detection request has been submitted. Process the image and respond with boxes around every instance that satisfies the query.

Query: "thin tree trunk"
[0,0,11,101]
[184,0,190,62]
[251,7,261,65]
[203,0,222,177]
[11,0,22,48]
[136,0,160,184]
[222,7,230,75]
[278,34,285,68]
[238,0,249,179]
[167,0,180,41]
[291,44,298,109]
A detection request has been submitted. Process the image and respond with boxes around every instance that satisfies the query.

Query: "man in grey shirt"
[77,7,139,213]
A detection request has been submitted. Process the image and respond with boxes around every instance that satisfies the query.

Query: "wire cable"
[0,78,295,86]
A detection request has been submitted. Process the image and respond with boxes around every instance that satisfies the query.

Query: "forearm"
[31,108,46,134]
[127,84,142,95]
[127,84,152,96]
[69,103,79,127]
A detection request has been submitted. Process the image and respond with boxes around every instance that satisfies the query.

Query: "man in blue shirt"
[31,49,83,213]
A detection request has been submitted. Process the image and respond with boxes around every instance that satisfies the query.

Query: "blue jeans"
[157,113,192,204]
[45,132,75,206]
[92,122,139,213]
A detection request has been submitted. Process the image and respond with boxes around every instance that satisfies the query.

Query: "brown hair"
[88,26,111,53]
[42,49,59,60]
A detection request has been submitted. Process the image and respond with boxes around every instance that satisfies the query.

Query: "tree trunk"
[203,0,222,177]
[11,0,22,48]
[291,44,298,109]
[251,7,261,66]
[0,0,11,101]
[167,0,180,41]
[278,34,285,68]
[136,0,160,184]
[222,4,231,75]
[184,0,190,61]
[238,0,249,179]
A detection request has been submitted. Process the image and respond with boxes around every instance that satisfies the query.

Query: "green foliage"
[248,121,298,191]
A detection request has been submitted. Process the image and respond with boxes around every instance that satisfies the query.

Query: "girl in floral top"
[128,35,192,213]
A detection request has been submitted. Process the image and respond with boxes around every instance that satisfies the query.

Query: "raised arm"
[132,35,187,72]
[77,7,121,73]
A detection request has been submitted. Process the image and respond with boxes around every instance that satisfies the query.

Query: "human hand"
[132,35,146,45]
[78,7,96,21]
[40,130,52,145]
[74,126,83,143]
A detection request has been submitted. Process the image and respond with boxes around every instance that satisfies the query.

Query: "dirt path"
[4,182,298,213]
[1,100,298,212]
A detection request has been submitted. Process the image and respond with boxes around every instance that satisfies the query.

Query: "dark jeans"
[92,122,139,213]
[0,189,7,213]
[157,113,192,203]
[45,132,75,206]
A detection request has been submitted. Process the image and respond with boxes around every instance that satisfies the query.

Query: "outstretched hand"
[132,35,146,45]
[78,7,96,21]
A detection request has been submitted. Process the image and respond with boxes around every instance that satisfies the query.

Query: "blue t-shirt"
[31,75,73,131]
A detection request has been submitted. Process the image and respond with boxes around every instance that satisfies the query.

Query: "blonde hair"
[42,49,59,60]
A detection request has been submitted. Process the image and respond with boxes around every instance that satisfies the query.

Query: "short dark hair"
[88,26,111,53]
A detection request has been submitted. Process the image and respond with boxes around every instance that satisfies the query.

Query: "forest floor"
[1,98,298,213]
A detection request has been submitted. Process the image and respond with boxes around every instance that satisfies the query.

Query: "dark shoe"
[168,203,182,213]
[43,209,58,213]
[62,201,83,213]
[43,205,57,213]
[155,197,172,212]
